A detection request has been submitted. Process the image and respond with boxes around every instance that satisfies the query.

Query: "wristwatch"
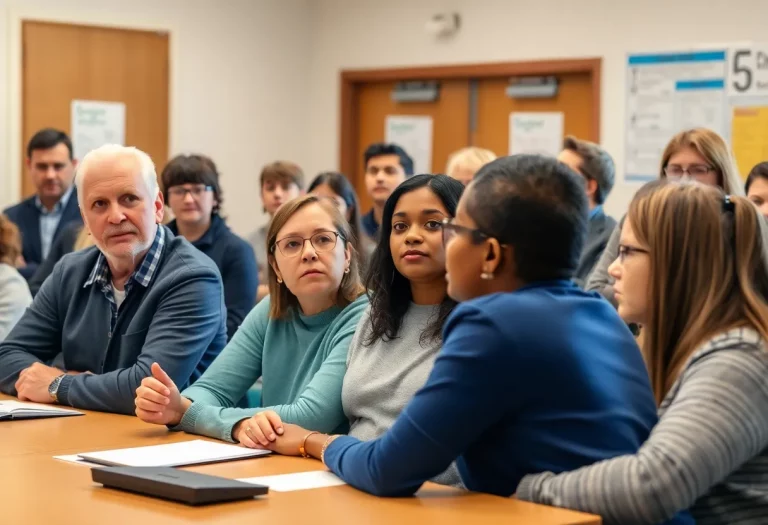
[48,374,65,403]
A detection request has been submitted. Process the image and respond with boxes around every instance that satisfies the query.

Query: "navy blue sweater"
[168,215,257,340]
[324,282,673,506]
[0,226,227,414]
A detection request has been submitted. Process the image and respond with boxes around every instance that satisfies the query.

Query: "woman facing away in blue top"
[261,155,689,520]
[250,174,465,487]
[133,195,368,443]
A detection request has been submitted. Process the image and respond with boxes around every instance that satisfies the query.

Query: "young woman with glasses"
[134,195,368,444]
[162,154,258,341]
[586,128,743,304]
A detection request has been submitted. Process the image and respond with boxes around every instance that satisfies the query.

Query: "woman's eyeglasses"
[663,165,715,179]
[271,231,344,258]
[441,218,490,246]
[617,244,649,263]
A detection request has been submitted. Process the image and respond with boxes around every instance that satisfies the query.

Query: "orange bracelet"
[299,431,319,458]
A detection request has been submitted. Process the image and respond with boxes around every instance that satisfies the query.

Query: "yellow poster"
[731,106,768,180]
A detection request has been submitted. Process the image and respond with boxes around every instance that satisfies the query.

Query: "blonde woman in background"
[0,214,32,342]
[28,222,95,296]
[445,147,497,186]
[586,128,744,304]
[519,180,768,525]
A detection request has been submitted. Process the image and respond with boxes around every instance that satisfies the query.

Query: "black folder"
[91,466,269,505]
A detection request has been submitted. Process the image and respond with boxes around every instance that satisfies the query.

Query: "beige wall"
[305,0,768,218]
[3,0,767,229]
[0,0,311,236]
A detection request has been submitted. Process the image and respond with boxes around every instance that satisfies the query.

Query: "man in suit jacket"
[557,136,617,288]
[3,129,83,280]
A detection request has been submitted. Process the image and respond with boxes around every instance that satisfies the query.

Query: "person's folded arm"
[323,304,516,497]
[56,267,225,414]
[221,239,258,340]
[0,264,63,393]
[516,348,768,525]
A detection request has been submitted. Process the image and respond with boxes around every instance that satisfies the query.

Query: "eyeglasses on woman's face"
[272,230,343,258]
[441,218,490,246]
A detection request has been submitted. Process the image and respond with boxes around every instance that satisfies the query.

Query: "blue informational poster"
[625,50,727,182]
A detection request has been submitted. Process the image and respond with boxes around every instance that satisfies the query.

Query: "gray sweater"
[341,303,462,487]
[517,327,768,525]
[0,263,32,342]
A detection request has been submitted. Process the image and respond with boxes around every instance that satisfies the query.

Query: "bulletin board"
[625,44,768,182]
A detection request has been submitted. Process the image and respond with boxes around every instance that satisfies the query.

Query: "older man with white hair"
[0,145,227,415]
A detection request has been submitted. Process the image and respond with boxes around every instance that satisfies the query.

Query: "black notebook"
[91,466,269,505]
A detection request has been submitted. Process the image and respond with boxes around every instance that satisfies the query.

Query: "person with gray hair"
[557,136,617,287]
[0,144,227,415]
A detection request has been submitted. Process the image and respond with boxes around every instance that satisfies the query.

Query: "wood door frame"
[5,7,178,208]
[339,58,601,178]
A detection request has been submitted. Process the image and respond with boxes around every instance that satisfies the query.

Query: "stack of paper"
[74,439,271,468]
[0,400,83,420]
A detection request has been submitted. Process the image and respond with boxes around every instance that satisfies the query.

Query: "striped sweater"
[516,327,768,525]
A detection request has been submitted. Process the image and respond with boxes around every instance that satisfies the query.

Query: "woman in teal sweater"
[133,195,367,444]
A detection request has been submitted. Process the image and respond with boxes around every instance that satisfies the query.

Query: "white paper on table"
[53,454,105,468]
[238,470,346,492]
[75,439,271,467]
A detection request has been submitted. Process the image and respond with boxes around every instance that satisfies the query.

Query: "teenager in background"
[248,161,304,301]
[162,154,257,340]
[360,143,413,249]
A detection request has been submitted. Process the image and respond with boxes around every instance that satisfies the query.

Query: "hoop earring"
[344,267,350,274]
[277,277,283,284]
[480,272,494,281]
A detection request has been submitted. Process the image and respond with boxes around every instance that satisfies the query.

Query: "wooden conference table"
[1,394,600,524]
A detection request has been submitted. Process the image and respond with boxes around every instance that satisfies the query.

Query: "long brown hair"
[266,195,364,319]
[659,128,744,196]
[629,180,768,404]
[0,214,21,266]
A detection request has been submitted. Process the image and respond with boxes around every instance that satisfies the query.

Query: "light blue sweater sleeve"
[176,295,366,442]
[175,297,269,441]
